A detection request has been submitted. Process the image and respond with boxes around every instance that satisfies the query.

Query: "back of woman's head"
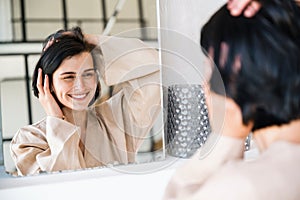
[201,0,300,130]
[32,27,100,103]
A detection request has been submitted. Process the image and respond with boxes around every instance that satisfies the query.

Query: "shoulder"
[196,161,257,199]
[14,116,77,139]
[201,142,300,200]
[12,118,47,144]
[18,117,47,135]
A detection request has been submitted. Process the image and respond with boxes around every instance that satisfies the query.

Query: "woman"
[163,0,300,199]
[10,27,161,176]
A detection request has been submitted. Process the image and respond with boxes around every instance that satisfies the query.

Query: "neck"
[253,119,300,151]
[62,107,88,127]
[62,107,88,155]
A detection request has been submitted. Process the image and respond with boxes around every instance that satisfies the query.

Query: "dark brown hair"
[201,0,300,130]
[32,26,101,107]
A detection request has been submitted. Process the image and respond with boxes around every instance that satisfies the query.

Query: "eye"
[62,75,76,81]
[82,71,95,78]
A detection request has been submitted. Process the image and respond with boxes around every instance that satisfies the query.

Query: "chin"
[62,102,89,111]
[71,105,90,111]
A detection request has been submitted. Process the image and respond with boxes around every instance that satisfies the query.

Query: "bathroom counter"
[0,156,182,200]
[0,145,258,200]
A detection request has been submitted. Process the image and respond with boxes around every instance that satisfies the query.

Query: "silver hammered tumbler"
[166,84,211,158]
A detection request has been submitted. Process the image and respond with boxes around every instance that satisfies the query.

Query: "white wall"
[6,0,157,41]
[0,0,12,41]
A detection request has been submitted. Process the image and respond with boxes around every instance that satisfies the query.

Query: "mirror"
[0,0,227,177]
[0,0,164,176]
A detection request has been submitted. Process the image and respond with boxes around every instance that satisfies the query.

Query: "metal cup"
[166,84,211,158]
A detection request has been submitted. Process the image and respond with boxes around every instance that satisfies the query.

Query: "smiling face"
[52,52,97,111]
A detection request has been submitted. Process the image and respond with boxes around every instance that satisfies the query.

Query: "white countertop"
[0,157,182,200]
[0,144,259,200]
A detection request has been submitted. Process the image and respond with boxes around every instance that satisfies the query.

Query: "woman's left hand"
[84,34,100,46]
[36,68,64,119]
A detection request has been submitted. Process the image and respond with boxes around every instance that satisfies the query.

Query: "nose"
[74,76,85,89]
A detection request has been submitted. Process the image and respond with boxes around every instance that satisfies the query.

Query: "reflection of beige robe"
[163,133,300,200]
[10,36,161,176]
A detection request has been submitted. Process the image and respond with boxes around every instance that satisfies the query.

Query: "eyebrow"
[59,68,95,76]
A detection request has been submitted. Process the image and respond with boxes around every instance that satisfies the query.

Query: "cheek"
[87,77,98,90]
[52,79,68,96]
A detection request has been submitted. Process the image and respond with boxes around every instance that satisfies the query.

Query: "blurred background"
[0,0,157,41]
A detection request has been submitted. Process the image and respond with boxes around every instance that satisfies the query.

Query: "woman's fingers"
[227,0,249,16]
[37,69,52,97]
[36,68,45,96]
[84,33,100,45]
[244,1,261,17]
[36,70,63,118]
[228,0,261,17]
[43,74,51,96]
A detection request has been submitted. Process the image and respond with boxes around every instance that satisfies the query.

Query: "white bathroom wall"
[0,0,12,41]
[8,0,157,41]
[158,0,226,87]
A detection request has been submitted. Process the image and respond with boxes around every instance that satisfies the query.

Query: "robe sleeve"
[10,116,85,176]
[162,133,245,200]
[94,36,161,159]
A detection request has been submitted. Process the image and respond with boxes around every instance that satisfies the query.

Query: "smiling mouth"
[68,92,89,100]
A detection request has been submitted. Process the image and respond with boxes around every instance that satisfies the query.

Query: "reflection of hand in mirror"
[36,68,64,119]
[10,27,161,176]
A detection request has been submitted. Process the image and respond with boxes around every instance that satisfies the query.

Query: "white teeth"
[70,94,87,99]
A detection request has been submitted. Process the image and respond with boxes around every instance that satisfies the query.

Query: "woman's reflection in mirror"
[10,27,161,176]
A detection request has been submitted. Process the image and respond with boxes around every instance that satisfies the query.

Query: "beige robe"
[10,36,161,176]
[163,133,300,200]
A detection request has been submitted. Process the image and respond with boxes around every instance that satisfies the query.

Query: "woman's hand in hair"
[84,33,100,46]
[36,68,64,120]
[227,0,261,17]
